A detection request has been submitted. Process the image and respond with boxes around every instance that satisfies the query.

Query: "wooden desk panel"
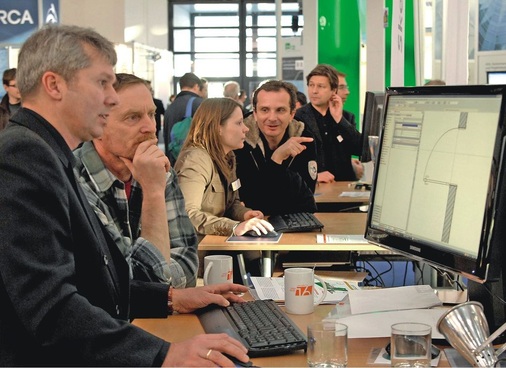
[199,213,382,252]
[133,302,450,367]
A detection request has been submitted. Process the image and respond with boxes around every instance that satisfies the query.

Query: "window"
[169,0,302,97]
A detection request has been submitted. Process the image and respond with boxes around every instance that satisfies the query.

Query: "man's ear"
[40,71,64,100]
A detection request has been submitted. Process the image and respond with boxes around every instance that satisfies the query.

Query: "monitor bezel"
[365,84,506,283]
[360,91,385,163]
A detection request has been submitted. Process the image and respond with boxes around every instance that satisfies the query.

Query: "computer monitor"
[488,71,506,85]
[360,91,385,162]
[365,84,506,337]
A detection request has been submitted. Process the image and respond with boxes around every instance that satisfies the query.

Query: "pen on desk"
[339,205,362,212]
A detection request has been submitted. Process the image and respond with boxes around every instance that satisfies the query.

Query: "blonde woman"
[175,98,273,277]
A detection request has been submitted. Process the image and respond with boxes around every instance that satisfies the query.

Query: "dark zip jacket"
[235,115,318,215]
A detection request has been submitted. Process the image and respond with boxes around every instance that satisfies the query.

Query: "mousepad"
[226,233,282,243]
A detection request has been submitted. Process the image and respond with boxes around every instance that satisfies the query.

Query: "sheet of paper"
[250,277,359,304]
[324,308,447,339]
[339,191,370,198]
[348,285,442,315]
[316,234,369,244]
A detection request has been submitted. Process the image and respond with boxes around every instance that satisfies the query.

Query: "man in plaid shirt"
[74,73,198,288]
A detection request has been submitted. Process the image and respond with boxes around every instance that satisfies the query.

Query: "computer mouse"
[223,354,254,367]
[359,205,369,212]
[384,342,440,360]
[243,229,279,238]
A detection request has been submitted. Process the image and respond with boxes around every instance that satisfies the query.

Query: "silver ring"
[206,349,213,359]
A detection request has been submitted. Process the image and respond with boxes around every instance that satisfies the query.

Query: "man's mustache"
[136,134,157,144]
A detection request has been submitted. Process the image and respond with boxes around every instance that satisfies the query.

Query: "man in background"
[146,80,165,140]
[1,68,21,129]
[295,90,307,111]
[74,73,199,288]
[235,80,317,215]
[295,64,362,182]
[163,72,203,163]
[223,80,241,101]
[425,79,446,86]
[199,77,209,99]
[336,71,363,180]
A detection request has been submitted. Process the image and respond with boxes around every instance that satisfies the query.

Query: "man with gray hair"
[223,80,241,100]
[0,24,249,367]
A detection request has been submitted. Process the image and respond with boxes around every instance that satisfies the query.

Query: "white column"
[442,0,469,84]
[302,0,318,95]
[366,0,386,92]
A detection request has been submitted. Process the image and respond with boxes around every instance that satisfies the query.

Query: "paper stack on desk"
[250,276,361,304]
[324,285,446,339]
[348,284,442,314]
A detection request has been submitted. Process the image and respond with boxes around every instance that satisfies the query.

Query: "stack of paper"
[250,276,361,304]
[324,285,447,339]
[348,285,442,314]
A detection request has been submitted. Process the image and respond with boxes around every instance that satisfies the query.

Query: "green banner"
[318,0,361,126]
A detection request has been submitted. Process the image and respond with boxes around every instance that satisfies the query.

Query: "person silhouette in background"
[0,68,21,130]
[336,71,363,180]
[295,64,362,182]
[146,80,165,140]
[163,72,204,163]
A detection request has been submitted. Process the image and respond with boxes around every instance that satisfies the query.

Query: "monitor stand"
[467,277,506,344]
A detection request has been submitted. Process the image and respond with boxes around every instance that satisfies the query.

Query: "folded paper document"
[250,276,360,304]
[348,285,442,315]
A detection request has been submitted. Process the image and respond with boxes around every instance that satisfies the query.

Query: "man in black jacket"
[295,64,362,182]
[235,80,317,215]
[0,24,248,367]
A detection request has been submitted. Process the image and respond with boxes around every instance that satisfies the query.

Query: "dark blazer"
[0,109,170,366]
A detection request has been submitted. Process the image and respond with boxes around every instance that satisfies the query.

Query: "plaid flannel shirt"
[73,142,198,288]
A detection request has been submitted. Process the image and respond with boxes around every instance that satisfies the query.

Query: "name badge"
[231,179,241,191]
[337,135,344,143]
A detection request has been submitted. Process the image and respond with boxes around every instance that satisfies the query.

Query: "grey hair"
[17,24,117,98]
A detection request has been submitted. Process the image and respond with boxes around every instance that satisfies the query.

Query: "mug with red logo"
[203,255,233,285]
[284,267,327,314]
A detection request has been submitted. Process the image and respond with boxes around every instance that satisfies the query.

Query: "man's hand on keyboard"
[172,283,248,313]
[162,333,249,367]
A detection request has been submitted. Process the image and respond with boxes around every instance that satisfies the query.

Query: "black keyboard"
[268,212,324,233]
[196,299,307,357]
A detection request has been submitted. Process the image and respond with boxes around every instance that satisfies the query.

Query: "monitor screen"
[360,91,385,162]
[488,71,506,85]
[365,85,506,283]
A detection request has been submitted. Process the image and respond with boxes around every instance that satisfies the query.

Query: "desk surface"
[133,302,451,367]
[314,181,370,212]
[199,213,383,252]
[314,181,370,204]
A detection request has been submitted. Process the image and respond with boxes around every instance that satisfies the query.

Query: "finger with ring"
[206,349,213,359]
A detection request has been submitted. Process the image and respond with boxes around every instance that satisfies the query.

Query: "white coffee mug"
[203,255,233,285]
[284,267,327,315]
